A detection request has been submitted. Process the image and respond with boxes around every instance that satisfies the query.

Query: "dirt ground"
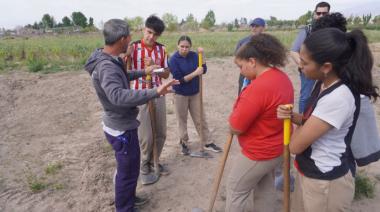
[0,44,380,212]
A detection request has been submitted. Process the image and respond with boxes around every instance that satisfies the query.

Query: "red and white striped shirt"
[129,39,168,89]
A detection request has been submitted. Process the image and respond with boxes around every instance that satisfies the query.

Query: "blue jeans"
[299,71,315,113]
[105,129,140,212]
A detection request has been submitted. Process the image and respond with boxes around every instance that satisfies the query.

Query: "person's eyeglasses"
[316,12,328,16]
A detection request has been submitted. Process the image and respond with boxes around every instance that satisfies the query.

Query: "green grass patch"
[45,162,63,175]
[26,174,48,193]
[27,58,45,72]
[355,172,376,200]
[52,183,65,190]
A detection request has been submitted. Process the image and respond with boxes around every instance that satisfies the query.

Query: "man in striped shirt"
[128,15,170,185]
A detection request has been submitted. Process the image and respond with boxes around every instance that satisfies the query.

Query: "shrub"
[27,58,44,72]
[355,172,376,200]
[26,174,48,193]
[45,163,63,175]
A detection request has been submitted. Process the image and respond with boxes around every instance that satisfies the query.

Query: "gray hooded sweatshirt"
[84,48,159,131]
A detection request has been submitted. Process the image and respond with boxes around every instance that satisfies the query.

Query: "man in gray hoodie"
[84,19,177,212]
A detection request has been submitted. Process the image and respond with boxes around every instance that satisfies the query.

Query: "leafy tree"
[71,12,88,28]
[88,17,94,27]
[42,14,55,28]
[162,13,178,32]
[362,14,372,26]
[62,16,72,27]
[234,18,239,29]
[125,16,144,31]
[240,17,247,25]
[32,22,40,29]
[227,23,234,32]
[201,10,216,29]
[183,13,199,31]
[267,16,278,26]
[347,15,354,25]
[373,15,380,24]
[179,18,185,26]
[297,11,312,26]
[353,16,362,25]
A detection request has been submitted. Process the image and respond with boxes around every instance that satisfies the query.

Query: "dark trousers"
[105,129,140,212]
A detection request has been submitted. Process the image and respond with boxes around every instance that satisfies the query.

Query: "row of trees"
[25,12,94,30]
[17,10,380,33]
[125,10,216,32]
[126,10,380,33]
[234,12,380,29]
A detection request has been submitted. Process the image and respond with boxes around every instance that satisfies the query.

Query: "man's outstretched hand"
[157,79,180,95]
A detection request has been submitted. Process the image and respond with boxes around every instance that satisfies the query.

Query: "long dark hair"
[304,28,379,101]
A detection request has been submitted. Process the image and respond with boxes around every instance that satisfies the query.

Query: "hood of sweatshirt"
[84,48,123,75]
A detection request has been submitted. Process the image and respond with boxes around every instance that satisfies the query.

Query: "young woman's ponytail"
[304,28,379,101]
[342,30,378,100]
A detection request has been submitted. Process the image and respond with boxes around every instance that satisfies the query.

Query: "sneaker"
[204,143,222,153]
[134,195,149,206]
[141,173,159,185]
[181,143,190,155]
[150,163,170,176]
[140,163,151,175]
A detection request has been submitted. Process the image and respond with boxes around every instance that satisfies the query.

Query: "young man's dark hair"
[315,1,331,12]
[312,12,347,33]
[145,15,165,35]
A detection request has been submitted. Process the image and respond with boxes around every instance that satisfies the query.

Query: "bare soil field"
[1,44,380,212]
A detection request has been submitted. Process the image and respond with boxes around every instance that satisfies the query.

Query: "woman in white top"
[277,28,379,212]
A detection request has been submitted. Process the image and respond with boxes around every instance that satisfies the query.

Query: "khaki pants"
[225,153,282,212]
[137,96,166,168]
[174,93,212,149]
[292,171,354,212]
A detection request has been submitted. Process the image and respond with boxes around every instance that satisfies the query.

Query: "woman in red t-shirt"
[225,34,294,212]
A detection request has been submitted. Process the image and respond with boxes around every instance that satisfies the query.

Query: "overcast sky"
[1,0,379,29]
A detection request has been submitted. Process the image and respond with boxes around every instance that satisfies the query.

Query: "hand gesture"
[277,105,293,120]
[157,79,180,95]
[145,65,161,75]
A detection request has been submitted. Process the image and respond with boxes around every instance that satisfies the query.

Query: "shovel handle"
[208,133,233,212]
[198,52,205,151]
[283,104,292,212]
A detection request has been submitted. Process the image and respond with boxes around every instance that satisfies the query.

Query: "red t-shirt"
[229,68,294,160]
